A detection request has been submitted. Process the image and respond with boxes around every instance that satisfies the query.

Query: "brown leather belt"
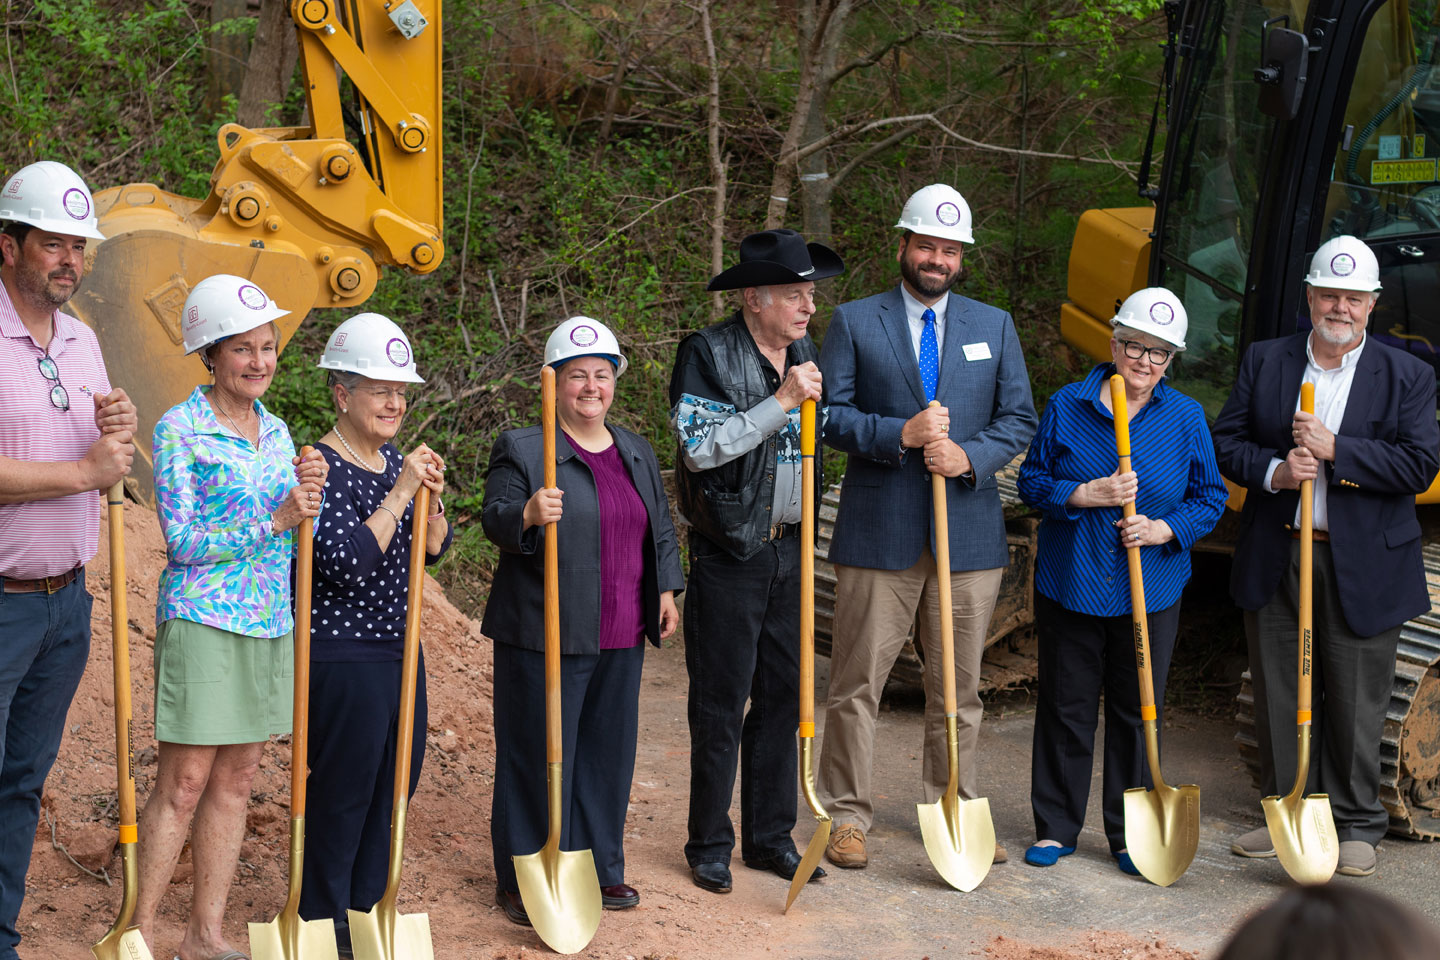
[2,566,81,593]
[768,522,799,541]
[1290,529,1329,542]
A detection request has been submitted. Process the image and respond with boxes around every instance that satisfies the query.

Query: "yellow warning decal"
[1371,159,1437,184]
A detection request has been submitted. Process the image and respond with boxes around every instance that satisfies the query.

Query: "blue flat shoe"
[1114,850,1141,876]
[1023,843,1075,866]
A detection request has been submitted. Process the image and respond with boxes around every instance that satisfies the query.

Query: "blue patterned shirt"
[1017,364,1227,616]
[154,386,302,638]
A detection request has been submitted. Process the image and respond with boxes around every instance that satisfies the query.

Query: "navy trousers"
[1030,592,1180,852]
[0,573,91,960]
[683,532,800,866]
[491,641,644,892]
[298,655,426,948]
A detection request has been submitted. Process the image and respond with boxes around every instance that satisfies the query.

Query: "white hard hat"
[181,274,290,356]
[317,312,425,383]
[1112,287,1188,351]
[544,316,628,377]
[1305,235,1382,293]
[0,160,105,240]
[895,183,974,244]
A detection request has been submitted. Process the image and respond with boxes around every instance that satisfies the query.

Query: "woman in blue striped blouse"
[1017,288,1227,875]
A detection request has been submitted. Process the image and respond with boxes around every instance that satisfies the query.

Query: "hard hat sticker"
[4,179,21,197]
[1330,253,1356,277]
[935,202,962,226]
[237,284,269,310]
[185,305,202,329]
[332,332,348,349]
[386,337,411,367]
[1149,302,1175,325]
[62,188,90,220]
[569,324,599,348]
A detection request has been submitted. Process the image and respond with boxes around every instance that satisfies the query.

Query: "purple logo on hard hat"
[332,332,348,349]
[237,285,268,310]
[61,188,89,221]
[935,202,962,227]
[1149,302,1175,325]
[1331,253,1356,277]
[569,324,599,348]
[185,305,201,328]
[385,337,410,367]
[4,178,20,197]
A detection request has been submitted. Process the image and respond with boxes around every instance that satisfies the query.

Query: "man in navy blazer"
[1212,235,1439,878]
[816,184,1037,868]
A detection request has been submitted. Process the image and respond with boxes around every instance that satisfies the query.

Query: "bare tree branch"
[579,185,715,257]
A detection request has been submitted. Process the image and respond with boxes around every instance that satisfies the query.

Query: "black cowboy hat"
[707,228,846,291]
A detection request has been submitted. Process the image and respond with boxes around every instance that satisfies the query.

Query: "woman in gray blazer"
[482,317,684,925]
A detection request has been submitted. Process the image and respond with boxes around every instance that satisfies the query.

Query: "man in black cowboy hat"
[669,228,843,894]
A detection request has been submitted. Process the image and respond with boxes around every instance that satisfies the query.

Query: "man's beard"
[1314,316,1360,348]
[900,255,959,299]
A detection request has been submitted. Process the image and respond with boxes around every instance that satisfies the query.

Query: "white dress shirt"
[1261,332,1366,531]
[901,285,949,361]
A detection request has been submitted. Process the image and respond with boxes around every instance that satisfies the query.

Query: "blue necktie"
[919,307,939,403]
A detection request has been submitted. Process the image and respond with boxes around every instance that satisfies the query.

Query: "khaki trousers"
[817,550,1004,831]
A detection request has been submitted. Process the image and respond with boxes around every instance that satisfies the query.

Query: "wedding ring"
[1132,533,1140,541]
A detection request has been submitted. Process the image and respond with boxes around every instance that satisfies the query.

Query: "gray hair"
[328,370,367,411]
[1112,325,1180,352]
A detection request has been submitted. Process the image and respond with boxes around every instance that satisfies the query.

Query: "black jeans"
[684,532,800,866]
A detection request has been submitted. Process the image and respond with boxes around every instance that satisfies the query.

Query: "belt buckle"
[45,574,62,594]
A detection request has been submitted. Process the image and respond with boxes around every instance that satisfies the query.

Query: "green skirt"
[154,618,293,745]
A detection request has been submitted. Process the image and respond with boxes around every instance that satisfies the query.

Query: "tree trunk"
[236,0,300,128]
[701,0,727,320]
[207,0,251,118]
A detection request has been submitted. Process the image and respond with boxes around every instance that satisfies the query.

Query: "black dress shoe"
[495,886,531,926]
[743,849,828,882]
[691,861,733,893]
[601,882,640,909]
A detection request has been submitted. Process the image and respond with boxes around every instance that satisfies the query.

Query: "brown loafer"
[495,887,530,926]
[601,883,640,909]
[993,842,1008,864]
[826,823,868,868]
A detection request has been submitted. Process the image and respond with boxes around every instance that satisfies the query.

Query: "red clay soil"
[18,504,1202,960]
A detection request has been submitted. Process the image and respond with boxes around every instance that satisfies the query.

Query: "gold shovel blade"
[1262,792,1339,885]
[1122,783,1200,887]
[91,927,154,960]
[784,817,831,913]
[346,904,433,960]
[514,847,602,955]
[916,796,996,892]
[248,915,339,960]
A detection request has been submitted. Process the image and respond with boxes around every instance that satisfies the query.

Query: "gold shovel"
[785,399,830,912]
[349,485,435,960]
[1263,381,1339,885]
[251,451,339,959]
[1110,376,1200,887]
[92,482,156,960]
[916,403,996,892]
[513,364,603,954]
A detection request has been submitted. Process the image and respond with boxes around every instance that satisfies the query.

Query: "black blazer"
[1212,333,1439,636]
[481,424,686,654]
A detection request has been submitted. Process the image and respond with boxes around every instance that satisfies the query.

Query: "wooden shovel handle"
[542,366,562,764]
[393,485,429,809]
[798,400,817,735]
[106,482,138,840]
[291,447,315,817]
[927,401,958,717]
[1110,375,1156,716]
[1298,382,1315,721]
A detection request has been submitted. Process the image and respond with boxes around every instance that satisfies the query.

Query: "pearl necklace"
[334,423,384,473]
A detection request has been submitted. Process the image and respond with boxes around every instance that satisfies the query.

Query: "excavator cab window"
[1318,0,1440,380]
[1154,0,1296,417]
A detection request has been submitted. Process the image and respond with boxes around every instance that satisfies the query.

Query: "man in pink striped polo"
[0,160,136,960]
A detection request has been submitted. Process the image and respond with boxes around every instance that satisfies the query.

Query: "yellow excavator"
[73,0,444,502]
[1062,0,1440,839]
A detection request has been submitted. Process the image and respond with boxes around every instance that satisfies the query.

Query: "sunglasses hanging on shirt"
[37,353,70,411]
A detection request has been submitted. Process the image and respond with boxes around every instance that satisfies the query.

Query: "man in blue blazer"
[816,184,1037,868]
[1212,235,1439,878]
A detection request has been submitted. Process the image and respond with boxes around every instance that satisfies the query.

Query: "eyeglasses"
[361,386,409,402]
[37,354,69,411]
[1119,339,1174,365]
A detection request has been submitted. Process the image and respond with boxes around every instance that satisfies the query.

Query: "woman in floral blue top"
[134,275,327,960]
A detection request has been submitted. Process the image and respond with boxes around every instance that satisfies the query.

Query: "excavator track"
[1234,540,1440,840]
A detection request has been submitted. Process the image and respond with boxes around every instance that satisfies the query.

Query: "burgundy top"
[573,438,649,649]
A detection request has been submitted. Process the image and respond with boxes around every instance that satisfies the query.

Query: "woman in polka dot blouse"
[295,314,453,954]
[482,317,685,925]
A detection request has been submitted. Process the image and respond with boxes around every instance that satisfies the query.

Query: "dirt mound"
[986,932,1201,960]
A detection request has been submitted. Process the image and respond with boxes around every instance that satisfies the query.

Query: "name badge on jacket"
[962,342,992,361]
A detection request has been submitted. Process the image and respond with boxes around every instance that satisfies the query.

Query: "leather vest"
[675,312,822,560]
